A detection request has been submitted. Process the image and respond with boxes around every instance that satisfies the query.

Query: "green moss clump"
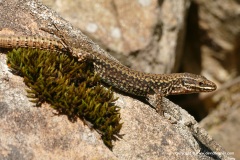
[7,48,122,148]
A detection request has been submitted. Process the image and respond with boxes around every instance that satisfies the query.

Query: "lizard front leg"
[147,91,164,116]
[147,88,179,124]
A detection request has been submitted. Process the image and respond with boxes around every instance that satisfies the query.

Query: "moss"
[7,48,122,148]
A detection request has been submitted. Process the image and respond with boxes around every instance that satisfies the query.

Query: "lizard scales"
[0,36,216,99]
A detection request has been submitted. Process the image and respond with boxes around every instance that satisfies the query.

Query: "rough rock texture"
[0,62,115,159]
[41,0,190,74]
[0,0,232,160]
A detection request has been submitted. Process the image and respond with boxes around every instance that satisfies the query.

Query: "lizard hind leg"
[40,24,91,63]
[39,23,73,53]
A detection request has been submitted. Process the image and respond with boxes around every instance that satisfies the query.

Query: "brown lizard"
[0,35,216,115]
[0,35,217,113]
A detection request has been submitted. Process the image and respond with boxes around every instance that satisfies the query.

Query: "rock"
[0,53,116,159]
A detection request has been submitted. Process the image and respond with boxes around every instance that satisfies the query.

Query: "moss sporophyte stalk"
[7,48,122,148]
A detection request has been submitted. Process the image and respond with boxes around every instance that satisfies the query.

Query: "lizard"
[0,35,217,115]
[0,35,217,114]
[0,33,229,159]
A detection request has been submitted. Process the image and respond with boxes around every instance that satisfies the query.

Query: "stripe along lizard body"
[0,35,217,114]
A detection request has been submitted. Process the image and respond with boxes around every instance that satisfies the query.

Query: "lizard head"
[169,73,217,95]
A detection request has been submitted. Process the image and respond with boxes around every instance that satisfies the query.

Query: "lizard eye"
[198,81,204,86]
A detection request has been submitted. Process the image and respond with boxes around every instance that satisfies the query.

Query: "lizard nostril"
[181,81,185,86]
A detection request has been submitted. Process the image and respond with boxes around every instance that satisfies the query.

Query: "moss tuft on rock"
[7,48,122,148]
